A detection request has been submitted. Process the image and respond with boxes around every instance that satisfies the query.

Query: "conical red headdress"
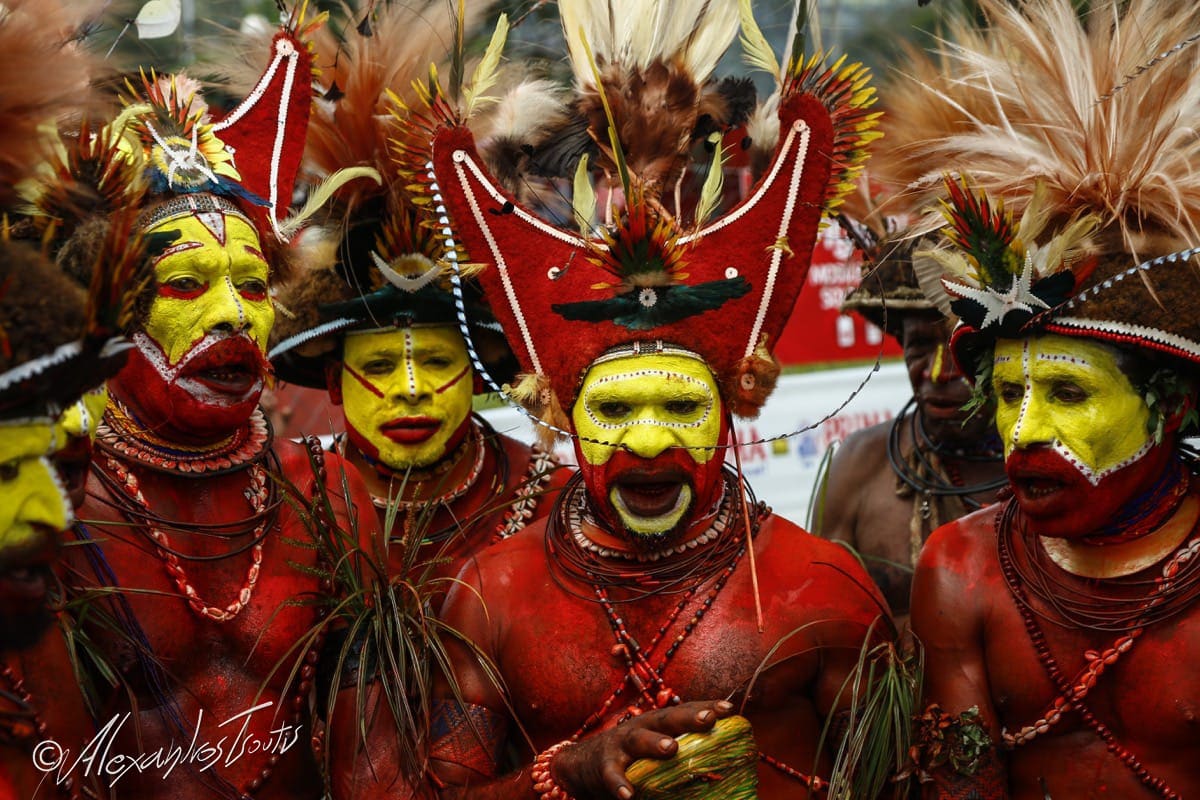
[211,28,314,239]
[426,53,879,425]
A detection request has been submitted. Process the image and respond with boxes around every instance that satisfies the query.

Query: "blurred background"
[97,0,981,80]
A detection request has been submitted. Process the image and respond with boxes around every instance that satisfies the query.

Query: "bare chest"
[494,571,819,743]
[984,588,1200,754]
[70,470,324,698]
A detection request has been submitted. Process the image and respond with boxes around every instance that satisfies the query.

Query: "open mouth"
[191,363,258,394]
[176,336,267,399]
[612,468,692,520]
[1013,476,1065,500]
[615,482,685,518]
[380,417,442,445]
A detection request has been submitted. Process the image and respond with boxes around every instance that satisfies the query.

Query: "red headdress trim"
[212,24,315,241]
[427,55,877,423]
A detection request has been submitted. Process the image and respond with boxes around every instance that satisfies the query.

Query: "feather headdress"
[414,0,880,438]
[548,0,754,201]
[0,1,153,419]
[838,18,1018,333]
[894,0,1200,375]
[268,0,548,389]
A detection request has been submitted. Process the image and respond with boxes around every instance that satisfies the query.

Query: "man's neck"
[1040,491,1199,578]
[345,421,483,506]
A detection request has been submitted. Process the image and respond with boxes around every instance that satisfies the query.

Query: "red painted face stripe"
[435,364,470,395]
[151,240,203,268]
[343,364,386,398]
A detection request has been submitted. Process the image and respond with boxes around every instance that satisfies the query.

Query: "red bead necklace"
[0,665,97,799]
[104,456,268,623]
[576,544,746,739]
[996,499,1200,798]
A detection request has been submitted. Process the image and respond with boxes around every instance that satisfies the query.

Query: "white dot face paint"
[573,353,721,467]
[992,335,1153,485]
[340,325,474,469]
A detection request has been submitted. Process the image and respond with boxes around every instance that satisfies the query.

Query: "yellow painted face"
[340,325,474,469]
[992,335,1151,484]
[142,212,273,364]
[573,353,723,537]
[58,385,108,441]
[0,419,72,552]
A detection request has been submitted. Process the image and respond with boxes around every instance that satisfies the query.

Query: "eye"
[597,401,631,420]
[423,357,452,369]
[165,277,203,293]
[237,278,267,298]
[1051,382,1088,404]
[0,460,20,482]
[361,359,395,376]
[665,399,699,416]
[997,382,1023,404]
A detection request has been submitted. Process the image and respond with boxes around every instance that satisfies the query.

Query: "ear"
[325,361,344,405]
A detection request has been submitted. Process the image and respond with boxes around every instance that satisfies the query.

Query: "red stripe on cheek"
[343,365,386,398]
[435,364,470,394]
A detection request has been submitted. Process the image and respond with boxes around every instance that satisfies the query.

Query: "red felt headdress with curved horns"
[424,52,879,427]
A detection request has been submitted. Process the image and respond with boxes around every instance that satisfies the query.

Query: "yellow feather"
[463,13,509,119]
[572,154,596,237]
[738,0,780,83]
[694,133,726,227]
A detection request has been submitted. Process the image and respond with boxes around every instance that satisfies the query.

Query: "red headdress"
[416,0,880,436]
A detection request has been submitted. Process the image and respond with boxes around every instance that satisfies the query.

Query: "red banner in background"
[773,218,902,366]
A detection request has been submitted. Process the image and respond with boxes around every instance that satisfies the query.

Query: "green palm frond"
[824,627,922,799]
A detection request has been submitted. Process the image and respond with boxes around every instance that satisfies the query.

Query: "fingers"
[637,699,734,738]
[600,701,738,798]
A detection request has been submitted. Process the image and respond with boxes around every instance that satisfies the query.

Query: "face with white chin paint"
[108,209,274,443]
[992,334,1169,538]
[572,351,727,545]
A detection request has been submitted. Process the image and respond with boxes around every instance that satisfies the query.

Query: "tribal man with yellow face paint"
[905,20,1200,790]
[6,30,398,799]
[421,17,892,796]
[572,351,727,543]
[114,207,275,440]
[0,235,133,653]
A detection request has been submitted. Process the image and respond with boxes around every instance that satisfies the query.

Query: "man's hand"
[550,700,735,799]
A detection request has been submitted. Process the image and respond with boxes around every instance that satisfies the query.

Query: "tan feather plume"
[558,0,752,202]
[0,0,106,208]
[900,0,1200,259]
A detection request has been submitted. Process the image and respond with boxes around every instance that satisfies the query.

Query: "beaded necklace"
[494,446,559,542]
[997,498,1200,798]
[366,421,487,511]
[97,399,270,475]
[546,470,747,602]
[545,469,758,737]
[103,455,268,623]
[0,665,100,799]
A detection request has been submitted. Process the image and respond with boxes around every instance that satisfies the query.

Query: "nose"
[199,277,251,336]
[1009,390,1055,450]
[924,344,963,384]
[620,420,676,460]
